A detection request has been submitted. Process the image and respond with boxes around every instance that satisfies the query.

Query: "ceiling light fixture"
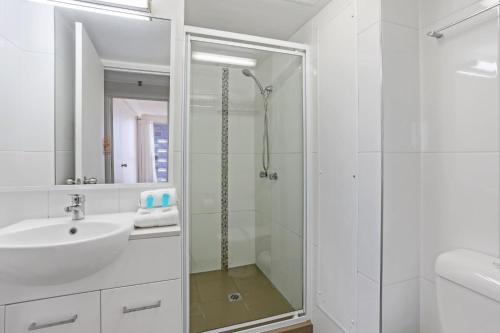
[192,52,257,67]
[29,0,151,21]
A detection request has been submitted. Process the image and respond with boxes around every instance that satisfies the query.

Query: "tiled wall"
[189,63,257,273]
[418,1,500,332]
[380,0,421,332]
[357,0,383,332]
[0,0,55,186]
[381,1,500,333]
[254,52,304,310]
[290,0,364,331]
[0,186,173,229]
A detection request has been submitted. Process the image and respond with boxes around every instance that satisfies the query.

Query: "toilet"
[435,249,500,333]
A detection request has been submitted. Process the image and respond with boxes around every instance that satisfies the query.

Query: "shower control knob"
[268,172,278,181]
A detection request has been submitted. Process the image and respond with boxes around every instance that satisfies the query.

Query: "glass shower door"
[187,37,305,333]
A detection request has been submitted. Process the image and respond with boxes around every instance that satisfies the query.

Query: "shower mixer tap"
[268,172,278,181]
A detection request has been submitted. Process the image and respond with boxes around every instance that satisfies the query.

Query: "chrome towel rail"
[427,2,500,38]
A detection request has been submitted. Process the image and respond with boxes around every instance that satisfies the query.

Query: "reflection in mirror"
[54,6,171,185]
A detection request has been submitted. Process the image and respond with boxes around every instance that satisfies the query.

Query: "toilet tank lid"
[436,249,500,303]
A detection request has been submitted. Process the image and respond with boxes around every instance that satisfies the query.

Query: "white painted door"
[75,22,105,183]
[113,99,138,183]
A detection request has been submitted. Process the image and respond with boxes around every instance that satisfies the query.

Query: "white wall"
[290,0,379,331]
[380,1,421,332]
[379,1,500,333]
[418,1,500,332]
[0,0,55,186]
[189,63,256,273]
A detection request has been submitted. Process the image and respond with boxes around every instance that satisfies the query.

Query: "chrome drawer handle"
[28,314,78,331]
[123,300,162,314]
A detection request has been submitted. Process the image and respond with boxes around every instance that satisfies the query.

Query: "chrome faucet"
[64,194,86,220]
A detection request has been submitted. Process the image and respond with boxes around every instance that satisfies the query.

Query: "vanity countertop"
[130,224,181,240]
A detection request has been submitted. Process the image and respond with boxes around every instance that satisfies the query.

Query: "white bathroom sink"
[0,214,133,285]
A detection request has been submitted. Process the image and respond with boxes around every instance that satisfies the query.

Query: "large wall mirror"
[0,0,172,187]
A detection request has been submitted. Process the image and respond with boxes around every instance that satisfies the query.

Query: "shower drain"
[228,292,242,302]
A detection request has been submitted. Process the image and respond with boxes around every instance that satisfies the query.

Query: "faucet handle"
[68,194,85,205]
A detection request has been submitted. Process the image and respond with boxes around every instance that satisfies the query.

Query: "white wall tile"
[190,107,221,154]
[358,0,381,33]
[382,23,420,153]
[22,51,54,151]
[420,7,498,153]
[382,278,420,333]
[357,273,380,333]
[270,153,304,236]
[228,154,255,211]
[383,153,420,284]
[190,213,221,273]
[48,189,119,218]
[18,0,54,53]
[420,153,499,280]
[420,278,443,333]
[358,24,382,153]
[228,210,255,267]
[312,304,345,333]
[382,0,419,28]
[190,154,220,214]
[420,0,484,28]
[0,191,49,228]
[0,37,23,151]
[22,152,54,186]
[228,111,255,154]
[358,153,381,282]
[0,152,54,186]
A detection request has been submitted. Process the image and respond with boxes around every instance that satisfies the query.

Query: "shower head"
[241,69,266,95]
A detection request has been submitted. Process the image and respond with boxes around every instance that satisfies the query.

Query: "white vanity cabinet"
[101,280,182,333]
[5,292,100,333]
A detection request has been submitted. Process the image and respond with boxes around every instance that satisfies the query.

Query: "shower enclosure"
[184,31,307,332]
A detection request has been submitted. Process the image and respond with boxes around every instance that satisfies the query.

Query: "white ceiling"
[185,0,332,40]
[57,7,171,66]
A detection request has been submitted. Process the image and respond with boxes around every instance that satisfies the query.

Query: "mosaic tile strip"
[221,68,229,271]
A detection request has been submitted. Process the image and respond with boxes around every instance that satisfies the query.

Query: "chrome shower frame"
[183,25,312,333]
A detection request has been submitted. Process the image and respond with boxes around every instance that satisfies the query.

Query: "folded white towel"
[139,188,177,209]
[134,206,180,228]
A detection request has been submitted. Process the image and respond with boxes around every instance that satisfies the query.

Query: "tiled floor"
[190,265,294,333]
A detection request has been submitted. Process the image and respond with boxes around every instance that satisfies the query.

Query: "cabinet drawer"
[5,292,99,333]
[101,280,181,333]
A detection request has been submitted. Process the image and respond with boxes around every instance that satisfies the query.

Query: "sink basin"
[0,214,133,285]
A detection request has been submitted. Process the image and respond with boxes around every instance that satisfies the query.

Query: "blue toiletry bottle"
[162,193,170,207]
[146,195,155,209]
